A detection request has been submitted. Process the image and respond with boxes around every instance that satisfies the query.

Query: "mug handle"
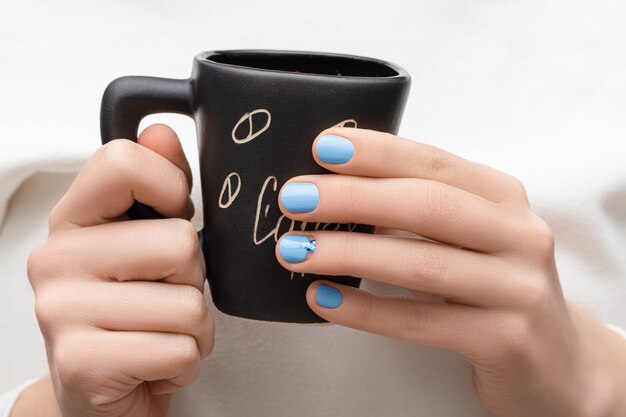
[100,76,194,220]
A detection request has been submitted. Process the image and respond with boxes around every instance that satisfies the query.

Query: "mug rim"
[195,49,410,81]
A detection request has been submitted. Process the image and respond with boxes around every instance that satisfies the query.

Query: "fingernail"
[316,284,342,308]
[316,135,354,164]
[280,183,319,213]
[279,235,316,263]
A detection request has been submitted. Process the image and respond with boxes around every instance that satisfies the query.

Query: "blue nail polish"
[281,183,319,213]
[316,135,354,164]
[316,284,342,308]
[279,235,316,263]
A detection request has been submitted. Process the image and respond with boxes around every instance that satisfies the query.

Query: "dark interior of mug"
[207,51,399,77]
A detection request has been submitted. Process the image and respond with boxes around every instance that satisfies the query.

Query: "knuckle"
[504,175,528,200]
[491,314,532,362]
[418,182,458,227]
[26,241,48,284]
[48,203,66,232]
[353,290,375,329]
[525,215,555,260]
[33,289,62,331]
[172,335,200,370]
[402,300,434,336]
[339,232,361,272]
[406,243,448,288]
[516,278,552,312]
[179,285,208,325]
[340,177,364,214]
[172,219,200,263]
[27,237,71,285]
[380,133,401,166]
[39,236,76,272]
[418,144,452,179]
[98,139,138,178]
[54,335,92,388]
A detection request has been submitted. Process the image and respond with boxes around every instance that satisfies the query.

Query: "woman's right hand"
[24,124,214,417]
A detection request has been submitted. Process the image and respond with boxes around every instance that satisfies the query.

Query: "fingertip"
[276,233,316,271]
[138,123,179,147]
[307,280,344,312]
[311,130,328,165]
[277,177,321,216]
[311,127,347,159]
[312,129,357,167]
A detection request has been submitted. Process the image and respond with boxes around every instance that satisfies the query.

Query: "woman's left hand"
[275,128,626,417]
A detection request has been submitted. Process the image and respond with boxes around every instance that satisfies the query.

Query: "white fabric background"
[1,1,625,416]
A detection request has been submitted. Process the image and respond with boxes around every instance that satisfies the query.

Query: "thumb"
[137,123,193,190]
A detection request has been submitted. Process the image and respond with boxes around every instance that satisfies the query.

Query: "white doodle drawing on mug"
[231,109,272,144]
[334,119,357,128]
[218,116,360,280]
[218,172,242,209]
[253,176,349,248]
[253,175,281,245]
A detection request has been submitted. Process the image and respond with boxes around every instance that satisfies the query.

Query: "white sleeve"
[607,324,626,339]
[0,378,41,417]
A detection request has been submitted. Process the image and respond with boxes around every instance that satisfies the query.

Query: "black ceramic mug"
[100,49,410,323]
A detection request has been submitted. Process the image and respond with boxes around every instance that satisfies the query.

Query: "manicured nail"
[279,235,316,263]
[316,134,354,164]
[316,284,342,308]
[281,183,319,213]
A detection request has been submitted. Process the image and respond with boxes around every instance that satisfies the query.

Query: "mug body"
[191,50,410,323]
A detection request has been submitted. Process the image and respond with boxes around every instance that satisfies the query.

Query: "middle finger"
[278,175,523,252]
[43,280,215,358]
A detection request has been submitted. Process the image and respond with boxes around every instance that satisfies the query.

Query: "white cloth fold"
[1,1,625,416]
[0,378,40,417]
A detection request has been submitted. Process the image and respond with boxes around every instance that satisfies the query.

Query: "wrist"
[567,302,626,417]
[597,331,626,417]
[9,375,62,417]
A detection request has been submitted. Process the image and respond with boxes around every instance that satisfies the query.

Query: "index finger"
[32,219,205,292]
[49,139,193,234]
[312,128,527,205]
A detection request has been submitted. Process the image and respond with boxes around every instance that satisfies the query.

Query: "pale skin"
[17,124,626,417]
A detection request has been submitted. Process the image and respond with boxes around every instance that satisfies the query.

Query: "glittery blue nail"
[279,235,316,263]
[302,240,316,252]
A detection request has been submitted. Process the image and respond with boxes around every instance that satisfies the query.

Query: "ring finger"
[276,231,517,307]
[278,175,524,252]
